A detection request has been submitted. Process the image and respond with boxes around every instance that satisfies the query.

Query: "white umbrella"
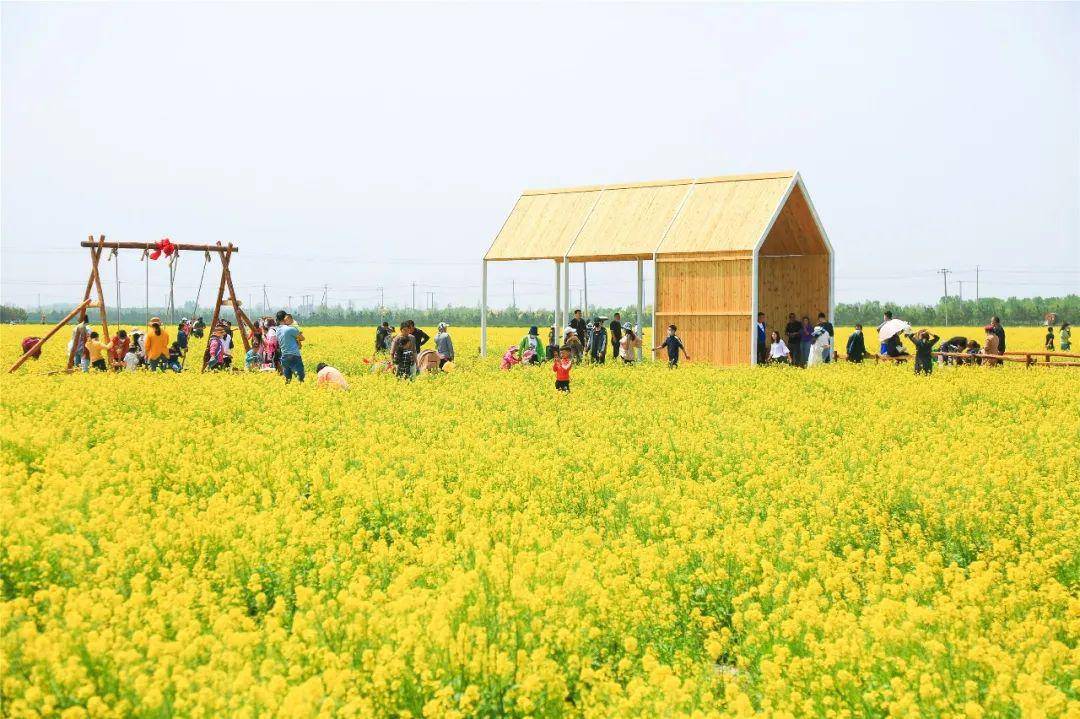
[878,318,911,341]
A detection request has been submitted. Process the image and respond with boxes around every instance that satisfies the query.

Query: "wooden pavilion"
[481,171,834,366]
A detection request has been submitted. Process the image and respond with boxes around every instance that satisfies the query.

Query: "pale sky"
[2,2,1077,313]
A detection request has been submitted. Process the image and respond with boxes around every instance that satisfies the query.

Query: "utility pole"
[975,265,980,302]
[511,280,516,308]
[288,295,292,310]
[321,284,328,308]
[938,268,951,326]
[412,282,417,310]
[957,280,965,302]
[378,286,384,309]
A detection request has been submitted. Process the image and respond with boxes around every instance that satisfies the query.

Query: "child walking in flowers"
[553,346,573,392]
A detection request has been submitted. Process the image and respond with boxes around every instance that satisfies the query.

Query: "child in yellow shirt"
[84,332,115,372]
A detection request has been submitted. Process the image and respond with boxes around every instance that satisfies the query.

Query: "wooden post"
[222,260,252,354]
[480,260,488,357]
[202,244,232,372]
[90,235,111,342]
[9,300,93,373]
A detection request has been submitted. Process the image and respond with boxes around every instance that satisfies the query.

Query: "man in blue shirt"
[274,310,305,383]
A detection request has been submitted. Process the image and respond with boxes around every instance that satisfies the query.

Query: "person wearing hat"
[519,326,544,365]
[434,322,455,367]
[588,317,608,364]
[206,325,227,371]
[144,317,171,371]
[564,328,584,363]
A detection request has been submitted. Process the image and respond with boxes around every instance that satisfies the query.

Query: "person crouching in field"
[109,330,130,371]
[767,330,790,364]
[316,363,349,390]
[167,342,183,372]
[845,324,867,362]
[654,324,689,367]
[500,346,521,370]
[553,346,573,392]
[906,329,940,375]
[84,331,115,371]
[207,326,227,371]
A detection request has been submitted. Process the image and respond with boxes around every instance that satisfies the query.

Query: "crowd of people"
[60,316,204,373]
[495,312,689,392]
[20,306,1074,391]
[761,311,835,366]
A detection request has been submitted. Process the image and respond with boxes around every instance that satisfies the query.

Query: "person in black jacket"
[406,320,429,351]
[784,313,802,366]
[609,313,623,361]
[375,321,391,353]
[589,318,608,363]
[569,310,588,348]
[905,329,940,375]
[846,324,867,362]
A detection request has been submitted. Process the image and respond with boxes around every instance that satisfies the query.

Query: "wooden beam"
[79,241,239,253]
[654,310,751,317]
[222,264,251,354]
[9,300,93,373]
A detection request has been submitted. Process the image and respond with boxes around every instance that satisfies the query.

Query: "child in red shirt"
[553,346,572,392]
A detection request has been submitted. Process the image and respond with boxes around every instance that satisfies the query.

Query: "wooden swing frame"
[8,235,254,373]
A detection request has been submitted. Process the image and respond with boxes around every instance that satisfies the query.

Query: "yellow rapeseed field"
[1,324,1077,718]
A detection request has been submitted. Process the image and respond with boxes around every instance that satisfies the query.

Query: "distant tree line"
[13,295,1077,327]
[833,295,1078,326]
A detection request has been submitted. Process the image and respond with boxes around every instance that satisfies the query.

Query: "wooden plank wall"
[757,255,830,335]
[656,257,753,366]
[758,184,828,254]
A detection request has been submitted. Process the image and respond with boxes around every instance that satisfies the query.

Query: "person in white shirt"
[315,363,348,390]
[768,331,791,364]
[807,325,832,367]
[221,322,234,368]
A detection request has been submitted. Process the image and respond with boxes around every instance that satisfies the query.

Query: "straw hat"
[149,317,162,324]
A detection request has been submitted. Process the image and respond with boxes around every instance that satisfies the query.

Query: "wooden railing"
[835,351,1080,368]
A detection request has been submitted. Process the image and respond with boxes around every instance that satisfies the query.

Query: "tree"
[0,305,28,323]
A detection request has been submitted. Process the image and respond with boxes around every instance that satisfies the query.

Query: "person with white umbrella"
[878,317,912,358]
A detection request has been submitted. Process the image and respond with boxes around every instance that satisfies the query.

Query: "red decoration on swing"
[149,238,176,261]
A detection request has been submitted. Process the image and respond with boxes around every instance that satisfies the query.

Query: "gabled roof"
[484,171,828,262]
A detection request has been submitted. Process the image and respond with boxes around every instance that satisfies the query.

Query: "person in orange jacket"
[144,317,171,371]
